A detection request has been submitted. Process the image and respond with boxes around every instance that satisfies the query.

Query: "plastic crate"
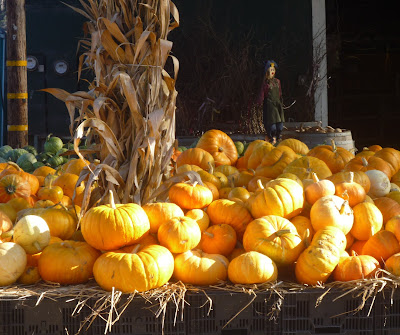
[374,289,400,335]
[281,289,375,335]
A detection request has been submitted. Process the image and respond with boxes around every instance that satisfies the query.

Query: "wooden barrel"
[282,130,356,153]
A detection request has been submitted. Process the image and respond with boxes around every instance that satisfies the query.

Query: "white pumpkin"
[13,215,51,254]
[0,242,27,286]
[365,170,391,199]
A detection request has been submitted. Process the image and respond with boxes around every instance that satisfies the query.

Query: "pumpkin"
[0,162,39,195]
[32,165,56,178]
[332,251,380,281]
[254,146,298,179]
[365,169,391,199]
[391,170,400,188]
[0,203,17,223]
[385,215,400,241]
[176,163,203,174]
[93,244,174,292]
[295,226,347,285]
[348,239,367,255]
[283,156,332,181]
[277,138,309,155]
[243,215,305,266]
[16,153,37,173]
[362,230,400,264]
[346,233,355,249]
[204,181,220,201]
[304,172,335,205]
[310,195,354,235]
[34,200,56,209]
[38,241,100,284]
[63,158,90,176]
[0,241,27,286]
[373,197,400,224]
[168,182,213,210]
[142,202,184,234]
[197,168,222,189]
[241,140,265,167]
[385,252,400,276]
[37,174,64,204]
[43,135,63,154]
[7,197,33,213]
[227,187,250,203]
[374,148,400,177]
[247,176,273,192]
[214,165,239,177]
[344,156,393,178]
[17,265,41,285]
[368,145,383,152]
[228,251,278,284]
[247,141,275,170]
[53,172,85,206]
[235,156,247,170]
[0,174,31,203]
[119,234,159,252]
[176,148,215,171]
[213,171,229,189]
[0,211,13,239]
[173,249,229,285]
[350,202,383,241]
[230,170,255,187]
[290,215,314,242]
[196,129,238,166]
[334,171,366,207]
[277,172,303,186]
[326,170,371,194]
[199,224,237,256]
[185,209,210,232]
[13,215,51,254]
[248,178,304,220]
[81,192,150,250]
[158,216,201,253]
[206,199,253,241]
[34,207,78,240]
[307,140,355,174]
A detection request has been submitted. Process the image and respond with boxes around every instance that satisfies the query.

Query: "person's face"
[267,66,276,78]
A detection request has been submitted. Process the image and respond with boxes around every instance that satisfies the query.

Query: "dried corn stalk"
[43,0,180,214]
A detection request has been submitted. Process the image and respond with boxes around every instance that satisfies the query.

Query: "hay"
[1,272,400,334]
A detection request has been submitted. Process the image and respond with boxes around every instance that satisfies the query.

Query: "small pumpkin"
[0,241,27,286]
[158,216,201,254]
[228,251,278,284]
[0,174,31,203]
[142,202,184,234]
[173,249,229,285]
[199,224,237,256]
[362,230,400,264]
[304,172,335,205]
[350,202,383,241]
[385,252,400,276]
[38,240,100,285]
[168,182,213,210]
[185,208,210,232]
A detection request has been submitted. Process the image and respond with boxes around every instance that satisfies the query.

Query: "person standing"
[257,60,284,144]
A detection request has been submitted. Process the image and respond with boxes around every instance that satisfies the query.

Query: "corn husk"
[42,0,180,215]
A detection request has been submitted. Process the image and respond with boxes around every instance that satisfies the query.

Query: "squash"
[0,241,27,286]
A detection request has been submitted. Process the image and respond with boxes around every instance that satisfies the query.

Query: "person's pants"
[266,122,283,141]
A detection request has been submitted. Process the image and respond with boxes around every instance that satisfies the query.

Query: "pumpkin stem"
[5,161,22,172]
[192,181,198,188]
[0,229,13,240]
[351,250,358,257]
[33,241,42,253]
[109,190,117,209]
[330,139,337,152]
[207,161,214,174]
[302,228,311,247]
[130,244,141,254]
[348,171,354,183]
[339,200,349,214]
[311,172,320,183]
[275,229,292,237]
[204,231,214,238]
[256,178,265,190]
[361,157,369,168]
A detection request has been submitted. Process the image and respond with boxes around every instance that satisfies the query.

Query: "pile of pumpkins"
[2,128,400,294]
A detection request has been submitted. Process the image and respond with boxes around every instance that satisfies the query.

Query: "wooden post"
[6,0,28,147]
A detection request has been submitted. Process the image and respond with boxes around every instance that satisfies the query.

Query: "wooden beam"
[6,0,28,147]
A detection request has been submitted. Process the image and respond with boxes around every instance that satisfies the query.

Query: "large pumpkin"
[173,249,229,285]
[295,226,347,285]
[80,192,150,250]
[228,251,278,284]
[38,240,101,285]
[243,215,305,266]
[196,129,238,166]
[93,244,174,292]
[248,178,304,220]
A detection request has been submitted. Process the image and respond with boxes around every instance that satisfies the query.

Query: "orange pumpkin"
[385,252,400,276]
[344,156,393,178]
[350,202,383,241]
[53,172,85,206]
[332,251,380,282]
[304,172,335,205]
[199,224,237,256]
[175,148,215,171]
[362,230,400,264]
[277,138,309,155]
[283,156,332,181]
[326,170,371,194]
[168,182,213,210]
[385,215,400,241]
[373,197,400,224]
[185,208,210,232]
[0,174,31,203]
[37,175,64,204]
[254,146,298,179]
[142,202,184,234]
[196,129,238,166]
[334,171,366,207]
[0,163,39,195]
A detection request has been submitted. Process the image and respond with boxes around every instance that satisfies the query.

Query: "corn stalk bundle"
[43,0,180,214]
